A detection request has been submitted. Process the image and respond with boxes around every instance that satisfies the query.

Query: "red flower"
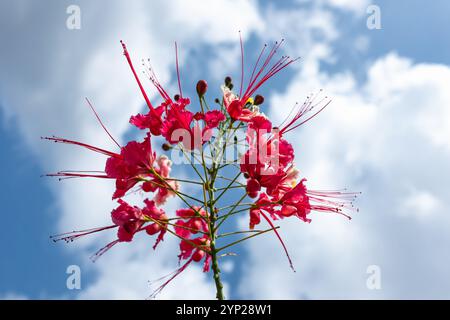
[46,40,360,298]
[264,166,299,199]
[143,199,168,249]
[110,198,168,247]
[246,178,261,198]
[174,207,209,239]
[174,207,211,273]
[130,105,165,136]
[204,110,225,128]
[279,179,358,222]
[161,106,225,150]
[142,155,179,205]
[241,132,295,199]
[161,105,195,145]
[248,114,272,132]
[111,199,145,242]
[123,41,226,150]
[249,193,273,229]
[45,133,177,204]
[105,134,155,199]
[50,198,168,261]
[178,236,211,271]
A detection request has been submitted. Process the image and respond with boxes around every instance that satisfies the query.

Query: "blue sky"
[1,0,450,299]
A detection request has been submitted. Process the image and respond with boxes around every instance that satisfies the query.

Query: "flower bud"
[192,249,205,262]
[193,112,205,121]
[249,208,261,230]
[145,223,161,235]
[254,94,264,106]
[196,80,208,96]
[224,76,232,86]
[190,219,203,234]
[142,181,157,192]
[174,94,180,101]
[246,178,261,198]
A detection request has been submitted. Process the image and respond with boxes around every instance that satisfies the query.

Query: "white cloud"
[0,0,262,299]
[0,292,29,300]
[239,52,450,299]
[77,232,219,300]
[164,0,263,42]
[3,0,449,300]
[295,0,370,16]
[2,0,351,299]
[325,0,369,15]
[399,189,441,219]
[260,3,339,63]
[354,35,370,53]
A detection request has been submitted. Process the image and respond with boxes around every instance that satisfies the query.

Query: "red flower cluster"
[175,207,211,269]
[125,42,225,151]
[240,97,358,226]
[46,38,358,298]
[44,134,179,203]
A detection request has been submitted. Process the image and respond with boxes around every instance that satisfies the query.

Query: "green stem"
[216,227,279,252]
[209,240,224,300]
[165,178,204,185]
[197,122,225,300]
[217,203,252,211]
[218,229,271,238]
[216,206,250,220]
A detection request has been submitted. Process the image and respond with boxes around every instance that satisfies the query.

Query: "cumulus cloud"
[0,0,261,299]
[77,204,219,300]
[2,0,448,300]
[259,3,339,64]
[239,52,450,299]
[0,292,29,300]
[325,0,369,15]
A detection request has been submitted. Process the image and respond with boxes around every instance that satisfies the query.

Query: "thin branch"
[215,192,248,231]
[218,229,274,238]
[216,227,279,252]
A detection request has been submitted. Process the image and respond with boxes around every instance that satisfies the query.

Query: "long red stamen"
[259,210,295,272]
[149,257,194,299]
[280,92,331,135]
[50,225,117,243]
[46,171,110,180]
[175,42,183,98]
[241,39,298,103]
[239,31,244,98]
[247,44,267,90]
[90,239,120,262]
[246,40,282,91]
[153,229,167,250]
[121,40,154,110]
[246,55,297,100]
[307,189,361,219]
[42,136,120,158]
[85,98,121,148]
[142,58,171,102]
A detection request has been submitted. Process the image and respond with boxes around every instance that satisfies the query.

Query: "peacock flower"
[45,38,359,300]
